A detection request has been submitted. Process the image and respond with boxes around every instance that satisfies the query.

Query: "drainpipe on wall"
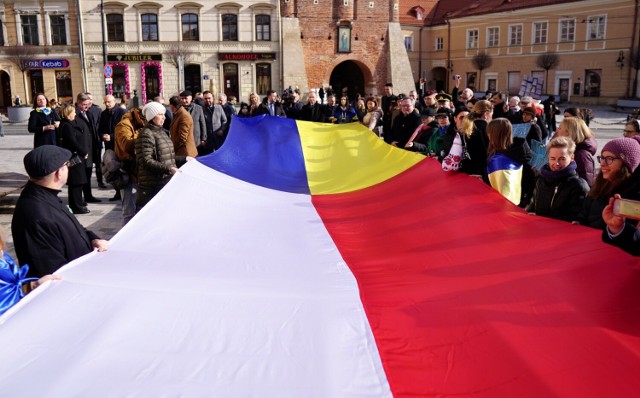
[277,0,284,91]
[418,24,423,93]
[632,0,640,98]
[446,18,451,93]
[77,0,88,92]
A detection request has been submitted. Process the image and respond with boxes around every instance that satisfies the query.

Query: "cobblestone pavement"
[0,105,630,259]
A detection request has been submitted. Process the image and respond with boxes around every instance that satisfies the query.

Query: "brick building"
[281,0,414,99]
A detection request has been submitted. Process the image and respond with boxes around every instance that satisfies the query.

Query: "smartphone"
[613,198,640,220]
[452,75,460,80]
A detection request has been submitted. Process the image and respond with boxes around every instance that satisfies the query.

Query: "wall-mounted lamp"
[216,63,220,70]
[380,35,384,41]
[301,32,304,39]
[328,33,332,40]
[616,50,625,69]
[355,33,358,41]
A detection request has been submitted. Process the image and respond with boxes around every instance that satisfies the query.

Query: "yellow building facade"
[404,0,639,104]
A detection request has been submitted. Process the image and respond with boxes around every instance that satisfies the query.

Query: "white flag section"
[0,161,391,397]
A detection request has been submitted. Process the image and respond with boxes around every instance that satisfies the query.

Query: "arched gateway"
[329,61,365,100]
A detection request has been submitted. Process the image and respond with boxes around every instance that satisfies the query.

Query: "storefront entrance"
[0,71,11,108]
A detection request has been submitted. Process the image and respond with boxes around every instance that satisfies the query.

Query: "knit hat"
[142,102,166,122]
[23,145,72,178]
[602,136,640,172]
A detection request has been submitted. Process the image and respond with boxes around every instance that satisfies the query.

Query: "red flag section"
[313,158,640,397]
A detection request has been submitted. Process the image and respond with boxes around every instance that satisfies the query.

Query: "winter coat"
[300,103,326,123]
[185,103,207,147]
[59,118,90,186]
[527,161,590,222]
[98,106,126,151]
[28,108,60,147]
[135,123,177,206]
[170,106,198,157]
[461,119,490,180]
[575,138,597,186]
[602,223,640,256]
[114,109,144,177]
[202,104,228,152]
[11,181,99,278]
[361,108,383,131]
[387,111,423,147]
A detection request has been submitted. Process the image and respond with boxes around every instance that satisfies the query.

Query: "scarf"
[540,161,578,183]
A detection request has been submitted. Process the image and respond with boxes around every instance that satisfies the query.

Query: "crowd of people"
[2,81,638,314]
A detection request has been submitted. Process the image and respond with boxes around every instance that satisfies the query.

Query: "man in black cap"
[11,145,109,278]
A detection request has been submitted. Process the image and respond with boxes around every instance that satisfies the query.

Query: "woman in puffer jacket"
[526,137,589,222]
[135,102,189,210]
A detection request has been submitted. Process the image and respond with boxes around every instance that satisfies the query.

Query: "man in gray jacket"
[180,90,207,156]
[203,91,228,154]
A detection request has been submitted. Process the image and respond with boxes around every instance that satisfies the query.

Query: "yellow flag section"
[296,120,424,195]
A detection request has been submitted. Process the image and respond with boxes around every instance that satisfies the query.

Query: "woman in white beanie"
[134,102,184,210]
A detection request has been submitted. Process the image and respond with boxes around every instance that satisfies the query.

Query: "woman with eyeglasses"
[574,136,640,229]
[623,119,640,138]
[554,116,597,186]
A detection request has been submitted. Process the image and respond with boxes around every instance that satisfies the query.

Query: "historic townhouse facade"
[0,0,80,108]
[401,0,639,104]
[79,1,282,105]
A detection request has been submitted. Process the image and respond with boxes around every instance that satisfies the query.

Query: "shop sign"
[218,53,276,61]
[107,54,163,62]
[23,59,70,69]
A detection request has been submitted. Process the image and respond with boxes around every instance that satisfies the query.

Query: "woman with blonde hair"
[526,136,589,221]
[460,100,493,180]
[248,93,261,116]
[554,116,597,186]
[486,118,531,204]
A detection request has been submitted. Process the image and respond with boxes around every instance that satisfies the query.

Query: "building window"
[584,69,601,96]
[509,25,522,46]
[141,13,158,41]
[533,22,547,44]
[435,37,443,51]
[256,63,271,95]
[55,70,73,103]
[181,13,198,41]
[560,19,575,42]
[106,14,124,42]
[50,15,67,45]
[21,15,39,45]
[467,29,478,49]
[256,15,270,41]
[404,36,413,51]
[487,27,499,48]
[222,14,238,41]
[588,16,605,40]
[0,20,4,46]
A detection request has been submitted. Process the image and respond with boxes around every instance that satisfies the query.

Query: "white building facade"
[81,0,283,105]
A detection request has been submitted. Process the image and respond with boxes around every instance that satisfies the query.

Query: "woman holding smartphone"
[575,136,640,229]
[602,194,640,256]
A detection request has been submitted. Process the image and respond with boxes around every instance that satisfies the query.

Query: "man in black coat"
[85,93,105,188]
[381,83,398,139]
[11,145,109,278]
[254,90,286,117]
[300,91,325,122]
[75,93,101,203]
[386,97,423,148]
[98,94,126,200]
